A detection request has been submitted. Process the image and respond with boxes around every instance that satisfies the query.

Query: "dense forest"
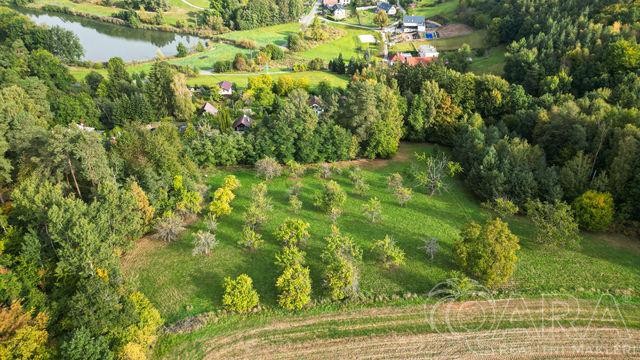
[1,0,639,358]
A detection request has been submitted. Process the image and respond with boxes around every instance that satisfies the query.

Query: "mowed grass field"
[411,0,459,19]
[122,143,640,326]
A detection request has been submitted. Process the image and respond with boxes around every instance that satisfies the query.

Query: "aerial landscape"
[0,0,639,358]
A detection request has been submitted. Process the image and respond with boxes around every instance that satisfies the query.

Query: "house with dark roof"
[200,102,219,116]
[232,114,252,132]
[402,15,426,32]
[218,81,233,96]
[308,95,324,115]
[377,1,397,15]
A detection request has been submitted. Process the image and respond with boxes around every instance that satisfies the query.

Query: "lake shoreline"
[15,3,226,39]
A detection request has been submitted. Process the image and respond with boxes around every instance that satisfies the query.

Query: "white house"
[377,2,397,15]
[402,15,426,33]
[323,0,351,6]
[332,5,349,20]
[218,81,233,96]
[418,45,439,59]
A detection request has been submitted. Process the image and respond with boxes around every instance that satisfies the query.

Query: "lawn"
[299,25,378,60]
[469,46,506,75]
[411,0,459,20]
[392,29,486,53]
[123,143,640,325]
[187,71,349,89]
[219,22,301,47]
[343,10,378,28]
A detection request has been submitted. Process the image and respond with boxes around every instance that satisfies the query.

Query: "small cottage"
[200,102,219,116]
[377,2,397,15]
[233,114,252,132]
[218,81,233,96]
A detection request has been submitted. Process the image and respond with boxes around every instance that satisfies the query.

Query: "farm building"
[402,15,426,33]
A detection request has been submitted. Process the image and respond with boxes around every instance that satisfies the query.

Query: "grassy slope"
[123,143,640,326]
[469,46,506,75]
[411,0,459,19]
[298,25,377,60]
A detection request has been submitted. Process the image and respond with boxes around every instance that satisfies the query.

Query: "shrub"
[192,230,218,256]
[274,218,311,247]
[222,274,260,313]
[526,199,580,248]
[308,57,325,70]
[348,167,369,196]
[454,218,520,288]
[372,235,405,269]
[363,197,383,224]
[314,180,346,214]
[572,190,614,231]
[236,39,258,49]
[238,226,264,251]
[176,42,188,57]
[255,157,283,180]
[481,197,519,218]
[276,263,312,310]
[154,215,185,242]
[263,43,284,60]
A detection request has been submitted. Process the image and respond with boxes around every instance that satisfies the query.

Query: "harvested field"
[157,299,640,359]
[437,23,475,38]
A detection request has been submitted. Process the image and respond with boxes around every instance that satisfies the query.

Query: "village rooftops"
[377,2,394,12]
[418,45,439,58]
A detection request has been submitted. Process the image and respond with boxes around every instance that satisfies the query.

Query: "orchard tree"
[238,226,264,251]
[192,230,218,256]
[314,180,346,214]
[454,218,520,288]
[244,182,272,231]
[372,235,405,269]
[394,186,413,206]
[363,197,383,224]
[275,218,311,247]
[321,227,362,300]
[155,214,185,242]
[255,156,283,180]
[276,263,312,310]
[411,152,462,195]
[222,274,260,313]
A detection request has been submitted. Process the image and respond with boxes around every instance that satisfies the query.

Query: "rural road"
[300,0,321,26]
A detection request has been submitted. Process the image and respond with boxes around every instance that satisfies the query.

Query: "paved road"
[300,0,321,26]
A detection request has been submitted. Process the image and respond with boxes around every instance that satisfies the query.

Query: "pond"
[17,8,208,62]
